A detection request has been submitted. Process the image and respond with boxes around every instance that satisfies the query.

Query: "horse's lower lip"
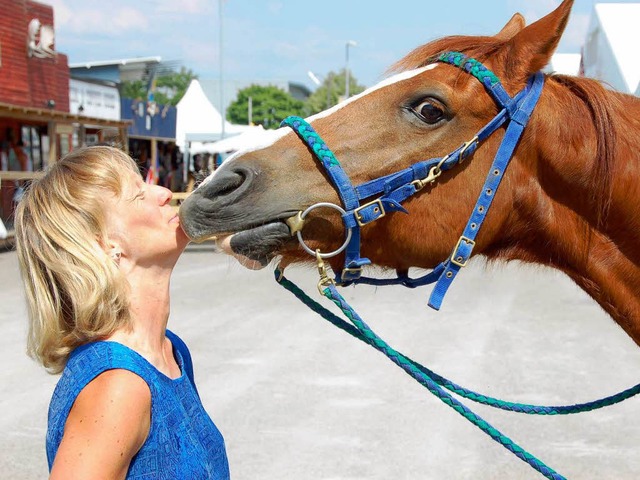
[226,221,293,265]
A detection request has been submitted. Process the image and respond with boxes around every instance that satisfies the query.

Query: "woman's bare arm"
[50,369,151,480]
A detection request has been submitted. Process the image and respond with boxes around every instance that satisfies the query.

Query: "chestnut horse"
[180,0,640,345]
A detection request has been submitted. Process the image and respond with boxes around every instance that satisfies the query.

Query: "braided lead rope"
[317,279,564,478]
[275,269,639,478]
[320,286,564,479]
[275,270,640,415]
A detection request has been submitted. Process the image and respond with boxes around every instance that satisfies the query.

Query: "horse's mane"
[547,73,620,228]
[388,35,622,228]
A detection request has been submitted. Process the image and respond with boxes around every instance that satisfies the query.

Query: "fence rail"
[0,171,44,186]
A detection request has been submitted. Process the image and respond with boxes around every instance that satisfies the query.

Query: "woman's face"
[104,169,189,267]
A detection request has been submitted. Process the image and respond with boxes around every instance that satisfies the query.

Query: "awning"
[0,101,131,129]
[188,125,271,155]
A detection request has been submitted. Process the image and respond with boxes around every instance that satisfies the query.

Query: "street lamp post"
[219,0,225,139]
[345,40,357,99]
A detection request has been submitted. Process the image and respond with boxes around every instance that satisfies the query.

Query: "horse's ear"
[495,13,526,41]
[503,0,574,80]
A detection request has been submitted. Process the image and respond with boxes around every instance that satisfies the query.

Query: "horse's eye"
[413,99,445,124]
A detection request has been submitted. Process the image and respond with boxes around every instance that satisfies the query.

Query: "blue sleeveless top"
[46,330,230,480]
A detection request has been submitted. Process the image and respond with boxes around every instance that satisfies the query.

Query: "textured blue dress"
[46,330,230,479]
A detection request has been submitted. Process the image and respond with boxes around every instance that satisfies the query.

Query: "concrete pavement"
[2,245,640,479]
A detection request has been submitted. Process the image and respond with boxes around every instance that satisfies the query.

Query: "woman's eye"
[413,100,445,124]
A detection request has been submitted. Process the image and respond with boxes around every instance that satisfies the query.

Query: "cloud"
[47,0,149,35]
[155,0,212,15]
[268,2,284,15]
[47,0,72,27]
[503,0,589,51]
[507,0,561,22]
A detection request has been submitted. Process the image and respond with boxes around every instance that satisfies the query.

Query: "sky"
[47,0,637,92]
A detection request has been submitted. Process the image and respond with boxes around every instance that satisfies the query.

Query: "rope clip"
[316,249,335,294]
[411,156,448,192]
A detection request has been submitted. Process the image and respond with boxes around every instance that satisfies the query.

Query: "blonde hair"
[15,146,141,374]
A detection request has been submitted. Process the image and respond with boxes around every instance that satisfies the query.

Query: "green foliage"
[226,71,367,126]
[121,80,147,101]
[226,84,307,129]
[305,69,366,115]
[120,67,198,106]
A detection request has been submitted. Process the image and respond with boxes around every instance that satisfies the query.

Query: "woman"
[15,146,230,479]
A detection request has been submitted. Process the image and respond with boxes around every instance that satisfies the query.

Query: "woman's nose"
[156,185,172,205]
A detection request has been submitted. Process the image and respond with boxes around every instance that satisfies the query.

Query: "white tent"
[545,53,582,76]
[175,79,254,151]
[189,125,276,155]
[582,3,640,94]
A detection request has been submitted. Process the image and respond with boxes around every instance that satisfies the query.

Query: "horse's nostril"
[218,171,245,196]
[201,168,249,201]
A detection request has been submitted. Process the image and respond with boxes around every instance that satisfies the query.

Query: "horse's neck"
[503,83,640,344]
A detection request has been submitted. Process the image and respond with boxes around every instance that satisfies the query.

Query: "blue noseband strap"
[281,51,545,310]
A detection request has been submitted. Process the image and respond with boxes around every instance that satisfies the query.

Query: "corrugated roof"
[69,56,162,69]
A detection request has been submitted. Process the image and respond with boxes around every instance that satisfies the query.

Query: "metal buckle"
[340,266,363,281]
[354,198,385,226]
[458,136,479,162]
[450,236,476,268]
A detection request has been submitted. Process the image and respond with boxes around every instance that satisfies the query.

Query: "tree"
[120,67,198,106]
[305,69,366,115]
[227,85,307,129]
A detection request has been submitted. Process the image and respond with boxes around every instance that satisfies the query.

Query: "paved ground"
[2,244,640,479]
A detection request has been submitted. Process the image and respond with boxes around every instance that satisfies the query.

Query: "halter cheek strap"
[281,51,545,310]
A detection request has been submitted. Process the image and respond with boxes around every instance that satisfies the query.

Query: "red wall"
[0,0,69,111]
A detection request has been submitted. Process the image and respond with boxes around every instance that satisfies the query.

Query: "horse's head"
[180,0,574,274]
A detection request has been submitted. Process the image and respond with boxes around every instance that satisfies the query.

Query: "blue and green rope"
[276,268,640,479]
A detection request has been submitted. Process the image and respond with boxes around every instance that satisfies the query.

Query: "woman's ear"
[99,237,122,265]
[109,246,122,264]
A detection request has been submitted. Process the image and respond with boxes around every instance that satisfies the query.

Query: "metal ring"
[296,202,353,259]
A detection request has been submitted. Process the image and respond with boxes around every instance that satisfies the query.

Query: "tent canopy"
[187,125,275,155]
[176,79,254,150]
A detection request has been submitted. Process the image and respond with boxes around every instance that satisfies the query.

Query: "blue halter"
[281,51,545,310]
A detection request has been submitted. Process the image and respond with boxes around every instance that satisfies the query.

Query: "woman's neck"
[108,264,179,377]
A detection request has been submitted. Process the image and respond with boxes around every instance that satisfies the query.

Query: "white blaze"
[197,64,440,188]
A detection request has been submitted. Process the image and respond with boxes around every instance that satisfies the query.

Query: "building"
[69,56,162,84]
[582,3,640,95]
[0,0,129,231]
[71,57,179,187]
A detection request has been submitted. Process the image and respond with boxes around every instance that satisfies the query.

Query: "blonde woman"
[15,146,230,479]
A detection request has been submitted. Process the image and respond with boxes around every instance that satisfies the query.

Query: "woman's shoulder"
[74,368,151,420]
[73,368,151,419]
